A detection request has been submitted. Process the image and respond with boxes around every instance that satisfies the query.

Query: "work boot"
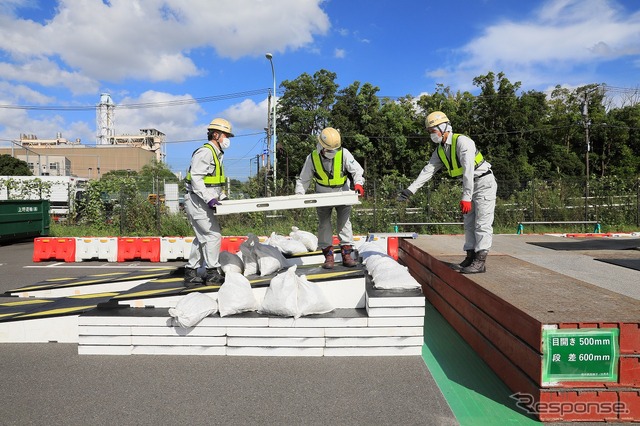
[321,246,334,269]
[204,268,225,285]
[341,245,357,267]
[458,250,476,269]
[183,267,203,288]
[461,250,488,274]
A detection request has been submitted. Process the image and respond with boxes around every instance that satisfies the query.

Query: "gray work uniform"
[295,147,365,249]
[184,142,224,270]
[408,133,497,252]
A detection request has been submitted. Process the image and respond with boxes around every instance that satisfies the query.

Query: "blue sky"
[1,0,639,181]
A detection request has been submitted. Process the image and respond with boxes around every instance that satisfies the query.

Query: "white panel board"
[213,191,359,215]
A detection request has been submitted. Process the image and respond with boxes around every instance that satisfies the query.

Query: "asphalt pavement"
[0,239,458,426]
[2,233,638,425]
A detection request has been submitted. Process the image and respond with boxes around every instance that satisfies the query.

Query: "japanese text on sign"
[542,328,619,385]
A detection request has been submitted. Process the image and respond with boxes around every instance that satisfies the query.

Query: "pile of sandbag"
[265,226,319,255]
[170,265,334,327]
[357,241,387,261]
[362,251,421,291]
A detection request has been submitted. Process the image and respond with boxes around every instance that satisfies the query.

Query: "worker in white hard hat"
[397,111,497,273]
[183,117,234,286]
[295,127,365,269]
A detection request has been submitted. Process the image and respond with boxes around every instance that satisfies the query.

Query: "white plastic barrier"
[75,237,118,262]
[160,236,194,262]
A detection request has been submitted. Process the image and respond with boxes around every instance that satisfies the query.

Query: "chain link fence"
[61,175,640,237]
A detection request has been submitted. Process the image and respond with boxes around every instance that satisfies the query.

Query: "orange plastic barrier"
[221,236,248,254]
[117,237,161,262]
[32,237,76,262]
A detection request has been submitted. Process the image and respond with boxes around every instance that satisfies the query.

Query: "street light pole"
[265,53,277,194]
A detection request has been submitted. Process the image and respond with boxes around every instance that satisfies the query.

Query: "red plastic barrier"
[117,237,161,262]
[566,233,612,238]
[221,236,248,254]
[32,237,76,262]
[387,236,399,260]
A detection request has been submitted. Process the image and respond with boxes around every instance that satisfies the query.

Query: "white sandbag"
[259,265,299,317]
[290,226,318,251]
[240,233,260,276]
[168,292,218,328]
[365,255,398,277]
[295,274,334,318]
[358,241,386,260]
[254,242,289,276]
[372,265,421,290]
[217,272,259,317]
[362,253,393,266]
[266,232,308,255]
[219,251,244,275]
[278,239,308,255]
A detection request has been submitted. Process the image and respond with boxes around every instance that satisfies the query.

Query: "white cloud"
[0,59,98,94]
[427,0,640,90]
[114,91,204,139]
[0,0,330,87]
[0,81,54,104]
[334,48,346,59]
[222,97,270,132]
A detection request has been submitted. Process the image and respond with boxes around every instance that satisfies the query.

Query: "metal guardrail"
[393,222,464,232]
[516,221,601,234]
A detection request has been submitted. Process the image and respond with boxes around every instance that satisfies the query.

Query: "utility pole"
[581,92,591,222]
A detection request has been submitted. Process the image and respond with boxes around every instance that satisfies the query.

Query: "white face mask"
[219,137,231,150]
[430,133,443,144]
[322,149,337,159]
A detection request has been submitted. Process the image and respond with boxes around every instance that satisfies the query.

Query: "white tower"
[96,93,115,145]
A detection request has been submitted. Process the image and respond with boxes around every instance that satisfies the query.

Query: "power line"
[0,89,270,111]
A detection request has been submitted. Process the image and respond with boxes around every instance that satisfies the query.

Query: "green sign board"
[542,328,619,385]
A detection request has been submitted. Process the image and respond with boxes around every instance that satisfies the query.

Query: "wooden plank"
[400,244,543,350]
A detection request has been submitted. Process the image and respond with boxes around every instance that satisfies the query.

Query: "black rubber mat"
[7,267,178,294]
[0,264,365,322]
[527,238,640,251]
[595,258,640,271]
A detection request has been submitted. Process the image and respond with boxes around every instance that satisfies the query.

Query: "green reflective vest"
[437,134,484,177]
[185,143,225,187]
[311,149,347,187]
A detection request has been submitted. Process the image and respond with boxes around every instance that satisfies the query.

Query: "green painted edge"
[421,303,541,425]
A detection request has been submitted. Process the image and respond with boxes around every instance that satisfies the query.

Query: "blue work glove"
[396,189,413,202]
[207,198,221,209]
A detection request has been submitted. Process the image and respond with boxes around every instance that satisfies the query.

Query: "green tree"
[329,81,382,180]
[0,155,32,175]
[277,69,339,191]
[138,160,180,193]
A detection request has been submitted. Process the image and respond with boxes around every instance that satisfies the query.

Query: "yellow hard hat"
[317,127,341,150]
[425,111,449,129]
[207,117,234,137]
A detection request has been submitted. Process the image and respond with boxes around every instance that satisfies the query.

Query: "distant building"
[0,131,161,179]
[0,93,166,179]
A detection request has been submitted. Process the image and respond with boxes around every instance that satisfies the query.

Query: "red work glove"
[354,184,364,197]
[460,200,472,214]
